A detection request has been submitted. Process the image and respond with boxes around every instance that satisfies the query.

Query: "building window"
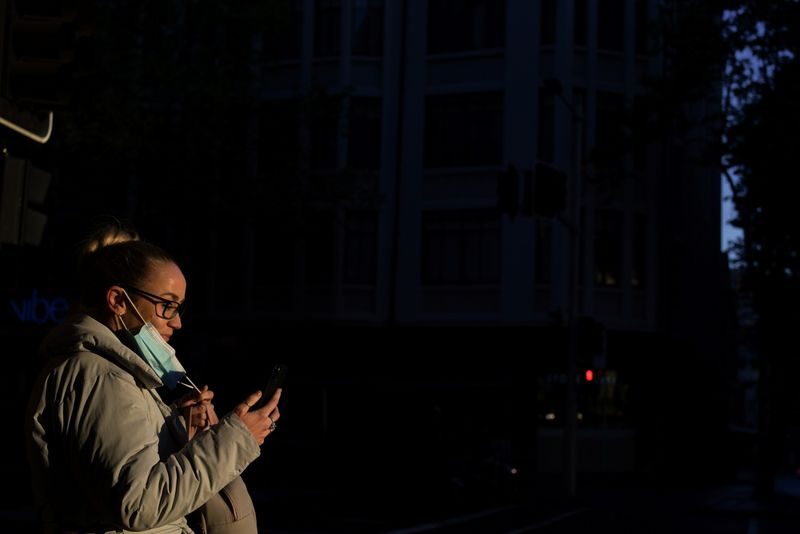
[314,0,341,57]
[347,97,382,170]
[352,0,383,57]
[425,92,503,168]
[572,87,587,173]
[309,92,341,171]
[253,218,295,312]
[635,0,649,55]
[263,0,303,61]
[344,210,377,284]
[593,91,625,182]
[535,219,553,285]
[632,96,648,174]
[540,0,556,46]
[632,212,646,289]
[597,0,624,52]
[538,86,555,163]
[305,210,336,287]
[422,210,501,285]
[213,219,244,309]
[258,99,300,175]
[594,209,623,287]
[574,0,588,47]
[427,0,505,54]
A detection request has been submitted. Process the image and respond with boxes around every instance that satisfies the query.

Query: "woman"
[25,222,280,534]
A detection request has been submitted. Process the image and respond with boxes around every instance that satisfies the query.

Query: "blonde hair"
[76,217,175,309]
[79,216,141,257]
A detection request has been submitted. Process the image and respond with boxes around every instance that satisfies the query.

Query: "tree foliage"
[722,0,800,498]
[723,1,800,285]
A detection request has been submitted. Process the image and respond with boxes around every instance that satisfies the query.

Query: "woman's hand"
[178,385,218,440]
[234,389,282,445]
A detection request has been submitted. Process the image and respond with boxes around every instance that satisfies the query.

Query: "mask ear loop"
[119,288,148,324]
[180,376,202,393]
[117,313,135,333]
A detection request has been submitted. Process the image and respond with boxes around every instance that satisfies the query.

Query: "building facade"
[205,0,727,479]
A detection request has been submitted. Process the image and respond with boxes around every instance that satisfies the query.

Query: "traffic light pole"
[563,202,580,498]
[549,79,583,499]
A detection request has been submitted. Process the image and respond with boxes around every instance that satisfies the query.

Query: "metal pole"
[558,87,583,498]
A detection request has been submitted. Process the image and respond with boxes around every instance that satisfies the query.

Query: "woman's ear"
[106,286,128,316]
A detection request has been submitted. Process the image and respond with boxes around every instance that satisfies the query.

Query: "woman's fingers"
[253,388,281,417]
[235,389,282,445]
[234,391,263,418]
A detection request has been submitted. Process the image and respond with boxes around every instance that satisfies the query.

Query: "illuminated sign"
[9,289,69,324]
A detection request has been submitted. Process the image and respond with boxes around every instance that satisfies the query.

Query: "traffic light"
[496,164,520,220]
[0,155,51,246]
[2,0,94,108]
[527,162,567,218]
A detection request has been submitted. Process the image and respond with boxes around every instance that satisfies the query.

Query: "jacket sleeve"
[163,402,190,445]
[62,368,261,531]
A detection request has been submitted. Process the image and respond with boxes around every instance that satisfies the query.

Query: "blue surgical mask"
[118,290,188,390]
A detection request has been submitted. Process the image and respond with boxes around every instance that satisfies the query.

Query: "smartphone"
[254,363,288,409]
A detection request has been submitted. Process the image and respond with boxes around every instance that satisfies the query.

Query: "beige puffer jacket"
[25,314,261,534]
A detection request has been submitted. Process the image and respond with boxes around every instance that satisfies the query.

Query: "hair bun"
[79,216,140,258]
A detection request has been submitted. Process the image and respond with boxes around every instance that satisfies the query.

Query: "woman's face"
[125,260,186,343]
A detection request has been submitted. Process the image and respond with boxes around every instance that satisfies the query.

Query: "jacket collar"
[41,313,164,389]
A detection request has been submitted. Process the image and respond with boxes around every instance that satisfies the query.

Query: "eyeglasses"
[125,286,186,320]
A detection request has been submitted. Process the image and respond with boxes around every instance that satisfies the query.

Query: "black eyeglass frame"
[125,286,186,320]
